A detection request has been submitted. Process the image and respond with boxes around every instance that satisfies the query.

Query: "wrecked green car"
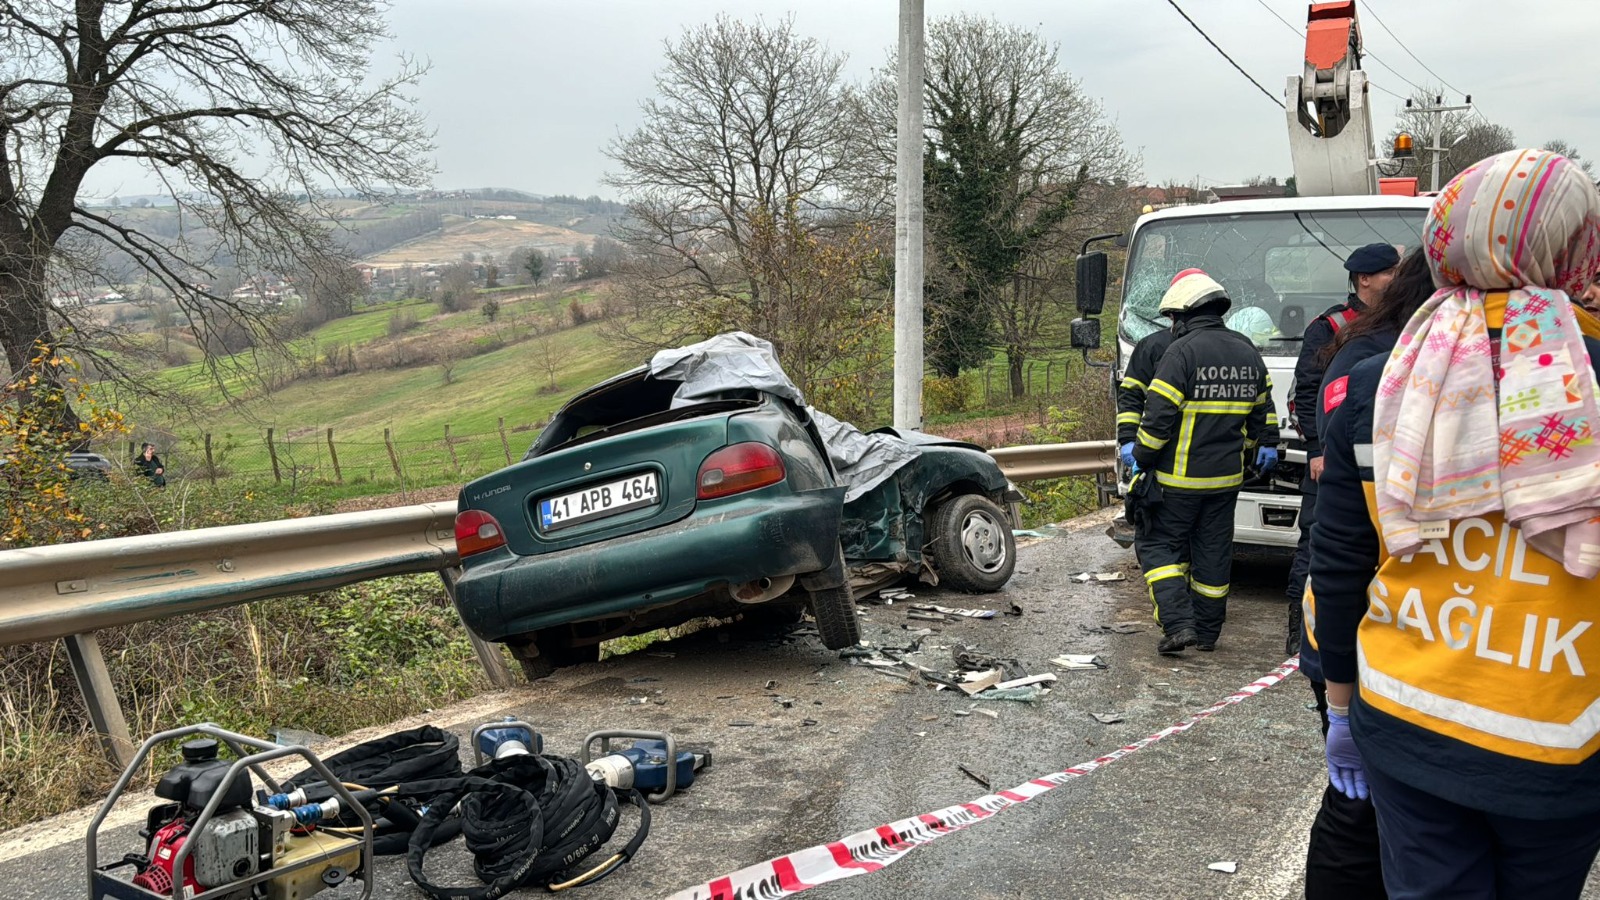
[450,333,1020,679]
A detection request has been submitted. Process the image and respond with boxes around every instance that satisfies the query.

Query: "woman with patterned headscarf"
[1311,148,1600,898]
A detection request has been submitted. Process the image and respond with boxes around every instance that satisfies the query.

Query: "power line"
[1358,0,1468,98]
[1163,0,1285,110]
[1246,0,1410,100]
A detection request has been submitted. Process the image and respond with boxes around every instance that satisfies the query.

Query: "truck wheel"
[930,494,1017,593]
[807,584,861,650]
[508,630,599,681]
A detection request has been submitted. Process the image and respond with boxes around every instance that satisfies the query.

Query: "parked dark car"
[451,336,1020,679]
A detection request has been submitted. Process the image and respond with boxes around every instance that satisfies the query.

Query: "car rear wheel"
[807,583,861,650]
[930,494,1017,593]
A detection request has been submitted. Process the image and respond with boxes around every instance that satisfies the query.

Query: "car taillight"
[455,509,506,558]
[697,442,786,500]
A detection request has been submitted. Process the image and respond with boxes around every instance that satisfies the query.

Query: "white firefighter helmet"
[1158,268,1229,314]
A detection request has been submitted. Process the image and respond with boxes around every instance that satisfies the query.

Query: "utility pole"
[892,0,925,431]
[1401,95,1472,191]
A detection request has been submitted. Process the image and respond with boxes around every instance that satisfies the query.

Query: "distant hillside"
[73,190,624,280]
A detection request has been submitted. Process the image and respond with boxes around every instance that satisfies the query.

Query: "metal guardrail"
[0,441,1112,764]
[988,440,1118,481]
[1,502,460,647]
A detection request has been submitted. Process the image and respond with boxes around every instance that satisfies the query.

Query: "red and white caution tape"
[664,656,1301,900]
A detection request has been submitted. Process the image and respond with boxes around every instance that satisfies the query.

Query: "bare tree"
[1386,88,1514,191]
[435,263,475,312]
[1542,139,1597,181]
[861,16,1139,394]
[0,0,432,431]
[604,15,885,398]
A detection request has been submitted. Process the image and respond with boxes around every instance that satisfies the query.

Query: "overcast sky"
[83,0,1600,200]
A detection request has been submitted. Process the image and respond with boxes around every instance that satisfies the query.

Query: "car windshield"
[1119,208,1427,354]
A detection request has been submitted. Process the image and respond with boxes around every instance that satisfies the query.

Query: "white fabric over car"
[648,331,919,502]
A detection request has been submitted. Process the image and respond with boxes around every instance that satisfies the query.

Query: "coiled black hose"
[403,754,650,899]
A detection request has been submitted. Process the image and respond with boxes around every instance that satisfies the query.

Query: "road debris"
[1208,861,1238,874]
[878,588,916,603]
[764,679,777,690]
[958,670,1003,696]
[728,721,756,727]
[1050,654,1109,670]
[1091,712,1125,724]
[970,707,999,719]
[1079,622,1147,635]
[911,603,998,619]
[957,764,991,789]
[972,686,1047,702]
[1071,571,1127,583]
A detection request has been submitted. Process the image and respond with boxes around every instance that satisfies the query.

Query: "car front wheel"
[930,494,1017,593]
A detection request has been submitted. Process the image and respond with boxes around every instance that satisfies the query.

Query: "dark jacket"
[1311,328,1600,818]
[1290,296,1364,459]
[1131,314,1279,493]
[1116,328,1177,446]
[1298,328,1397,685]
[135,451,165,483]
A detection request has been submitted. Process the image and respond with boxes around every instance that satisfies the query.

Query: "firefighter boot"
[1158,627,1198,656]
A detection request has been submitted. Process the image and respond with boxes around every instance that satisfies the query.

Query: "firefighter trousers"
[1135,488,1237,641]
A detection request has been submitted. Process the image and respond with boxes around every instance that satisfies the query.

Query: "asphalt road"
[5,509,1591,899]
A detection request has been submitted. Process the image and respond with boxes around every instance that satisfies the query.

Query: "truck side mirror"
[1070,317,1101,351]
[1076,252,1108,316]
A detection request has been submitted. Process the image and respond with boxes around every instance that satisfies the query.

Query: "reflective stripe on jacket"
[1116,329,1177,446]
[1311,302,1600,818]
[1130,314,1279,493]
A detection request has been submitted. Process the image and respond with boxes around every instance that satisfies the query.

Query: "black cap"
[1345,243,1401,274]
[181,738,220,762]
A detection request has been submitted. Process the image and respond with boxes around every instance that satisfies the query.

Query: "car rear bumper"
[452,487,845,641]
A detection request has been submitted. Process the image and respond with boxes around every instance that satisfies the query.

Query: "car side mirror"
[1076,252,1108,316]
[1070,317,1101,351]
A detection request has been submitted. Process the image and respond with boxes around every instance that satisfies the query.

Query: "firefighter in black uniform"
[1282,242,1398,653]
[1116,322,1177,470]
[1133,268,1280,654]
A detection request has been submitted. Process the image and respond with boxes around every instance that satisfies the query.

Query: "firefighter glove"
[1325,712,1368,800]
[1255,446,1279,474]
[1119,442,1136,470]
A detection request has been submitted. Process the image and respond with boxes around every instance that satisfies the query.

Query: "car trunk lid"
[462,408,741,555]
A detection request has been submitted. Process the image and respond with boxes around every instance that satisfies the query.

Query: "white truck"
[1071,1,1429,548]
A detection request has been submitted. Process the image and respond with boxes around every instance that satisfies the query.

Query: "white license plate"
[538,472,660,532]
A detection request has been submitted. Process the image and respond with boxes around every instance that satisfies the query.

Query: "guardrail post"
[384,428,403,481]
[204,433,216,484]
[498,417,513,466]
[64,633,135,768]
[438,566,515,688]
[326,428,342,483]
[266,428,282,484]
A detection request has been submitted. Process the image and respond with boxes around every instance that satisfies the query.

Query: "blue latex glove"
[1119,442,1136,470]
[1325,712,1368,800]
[1255,446,1279,474]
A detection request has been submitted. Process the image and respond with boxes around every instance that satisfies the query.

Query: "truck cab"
[1075,193,1428,546]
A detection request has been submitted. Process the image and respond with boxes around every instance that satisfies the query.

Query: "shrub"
[923,375,972,416]
[0,348,129,548]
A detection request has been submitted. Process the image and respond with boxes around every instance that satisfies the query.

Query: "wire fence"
[124,356,1109,493]
[127,420,533,491]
